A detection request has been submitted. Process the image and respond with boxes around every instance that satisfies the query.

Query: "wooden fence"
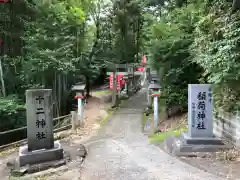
[0,113,74,150]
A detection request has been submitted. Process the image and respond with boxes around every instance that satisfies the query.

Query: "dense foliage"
[147,0,240,112]
[0,0,143,131]
[0,0,239,132]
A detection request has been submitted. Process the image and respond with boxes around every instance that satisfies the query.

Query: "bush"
[0,95,26,131]
[151,4,203,110]
[149,0,240,113]
[192,2,240,111]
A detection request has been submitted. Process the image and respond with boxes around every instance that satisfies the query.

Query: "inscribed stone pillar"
[188,84,213,138]
[26,89,54,151]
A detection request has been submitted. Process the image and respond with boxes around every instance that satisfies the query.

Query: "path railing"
[0,112,76,150]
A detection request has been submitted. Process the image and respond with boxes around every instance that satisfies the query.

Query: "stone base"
[183,133,224,145]
[163,133,232,157]
[18,141,63,167]
[77,114,84,126]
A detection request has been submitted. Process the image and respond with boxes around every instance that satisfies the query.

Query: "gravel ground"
[156,111,240,180]
[79,89,221,180]
[178,151,240,180]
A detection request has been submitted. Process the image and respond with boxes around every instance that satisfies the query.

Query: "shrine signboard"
[26,89,54,151]
[0,0,9,3]
[117,74,124,91]
[137,67,145,72]
[141,55,147,66]
[109,73,113,89]
[188,84,213,138]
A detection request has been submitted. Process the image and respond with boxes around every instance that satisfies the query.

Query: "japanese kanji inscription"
[26,89,54,151]
[188,84,213,138]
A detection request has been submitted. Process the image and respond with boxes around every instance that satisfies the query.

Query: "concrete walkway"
[80,89,222,180]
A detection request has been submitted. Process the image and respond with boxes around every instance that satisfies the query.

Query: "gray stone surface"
[143,118,151,132]
[163,134,231,157]
[213,115,240,148]
[0,140,87,179]
[26,89,54,151]
[18,141,63,167]
[188,84,213,138]
[163,136,175,153]
[183,133,224,145]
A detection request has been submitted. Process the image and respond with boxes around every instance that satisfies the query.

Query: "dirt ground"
[0,91,112,180]
[74,92,111,136]
[158,114,240,180]
[56,91,112,141]
[158,113,187,132]
[179,150,240,180]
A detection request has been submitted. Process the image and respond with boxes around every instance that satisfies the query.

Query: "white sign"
[188,84,213,138]
[153,96,158,130]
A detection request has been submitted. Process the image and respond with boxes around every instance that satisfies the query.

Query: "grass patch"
[94,90,110,95]
[149,127,187,143]
[142,113,153,130]
[120,98,128,106]
[142,113,148,128]
[0,147,18,157]
[100,108,116,126]
[100,96,129,126]
[119,95,129,100]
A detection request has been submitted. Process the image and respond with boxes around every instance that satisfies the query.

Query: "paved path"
[80,89,222,180]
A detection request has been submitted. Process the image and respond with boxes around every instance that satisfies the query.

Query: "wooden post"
[112,71,118,107]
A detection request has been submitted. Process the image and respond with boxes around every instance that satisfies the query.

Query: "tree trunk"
[0,58,6,97]
[53,72,59,118]
[58,74,61,115]
[62,75,67,114]
[136,17,140,63]
[85,74,91,98]
[42,75,46,88]
[85,20,101,97]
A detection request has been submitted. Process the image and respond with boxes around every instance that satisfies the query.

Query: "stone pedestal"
[163,133,230,157]
[163,84,232,156]
[18,89,64,167]
[183,133,223,145]
[19,141,63,167]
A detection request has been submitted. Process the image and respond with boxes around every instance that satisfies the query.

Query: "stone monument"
[18,89,63,166]
[184,84,216,141]
[164,84,228,156]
